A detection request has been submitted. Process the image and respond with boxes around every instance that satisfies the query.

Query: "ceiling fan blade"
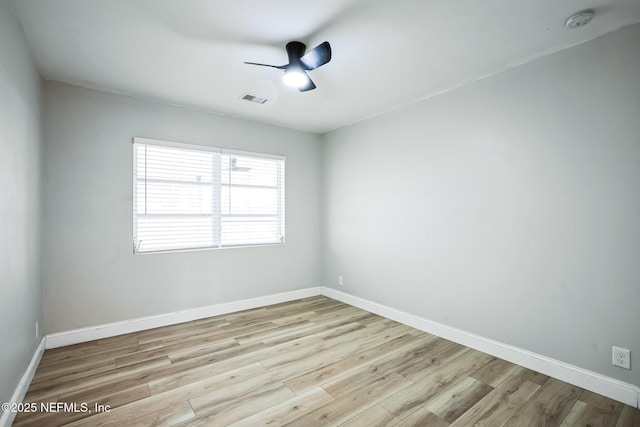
[244,62,286,69]
[299,41,331,70]
[298,73,316,92]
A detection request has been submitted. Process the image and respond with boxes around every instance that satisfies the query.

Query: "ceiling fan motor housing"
[286,41,307,66]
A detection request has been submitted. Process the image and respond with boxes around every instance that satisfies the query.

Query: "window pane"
[221,154,279,187]
[221,217,280,246]
[143,182,212,215]
[221,186,277,215]
[146,146,213,183]
[133,139,284,253]
[136,216,215,252]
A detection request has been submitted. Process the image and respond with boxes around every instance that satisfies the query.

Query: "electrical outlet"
[338,275,344,286]
[35,321,39,341]
[612,346,631,369]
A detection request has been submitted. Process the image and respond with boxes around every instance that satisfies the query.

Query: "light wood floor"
[14,296,640,426]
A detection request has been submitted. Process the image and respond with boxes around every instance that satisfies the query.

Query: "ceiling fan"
[244,41,332,92]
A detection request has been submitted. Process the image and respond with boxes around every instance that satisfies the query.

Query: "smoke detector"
[565,10,595,28]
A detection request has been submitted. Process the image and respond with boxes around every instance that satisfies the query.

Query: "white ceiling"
[10,0,640,134]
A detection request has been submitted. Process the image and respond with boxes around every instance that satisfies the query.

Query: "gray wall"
[42,82,323,333]
[0,0,43,405]
[322,24,640,386]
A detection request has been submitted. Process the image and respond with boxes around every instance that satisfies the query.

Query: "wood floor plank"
[75,342,271,403]
[568,390,625,427]
[139,322,215,343]
[338,404,399,427]
[17,297,633,427]
[196,308,267,325]
[518,367,550,385]
[470,357,520,387]
[270,311,318,327]
[379,347,493,419]
[502,377,582,427]
[322,366,408,401]
[260,310,375,348]
[321,320,413,348]
[168,339,267,364]
[563,403,622,427]
[235,320,313,344]
[394,337,464,381]
[15,384,152,427]
[60,384,151,424]
[559,400,588,426]
[615,405,640,427]
[285,373,412,426]
[229,387,335,427]
[65,363,269,427]
[448,368,542,427]
[264,324,422,384]
[284,334,420,394]
[311,304,362,317]
[580,390,625,409]
[136,321,229,345]
[426,376,493,423]
[187,371,287,415]
[114,337,238,368]
[306,306,373,326]
[70,400,195,427]
[28,359,118,392]
[159,335,324,389]
[387,407,449,427]
[162,319,306,345]
[95,334,140,348]
[125,400,196,427]
[183,384,295,426]
[38,341,141,369]
[261,323,326,347]
[31,358,116,384]
[147,350,274,395]
[25,357,172,402]
[39,334,147,362]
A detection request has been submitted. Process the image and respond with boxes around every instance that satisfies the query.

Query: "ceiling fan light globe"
[282,70,307,88]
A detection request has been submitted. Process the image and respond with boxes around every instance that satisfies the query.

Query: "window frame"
[132,137,285,254]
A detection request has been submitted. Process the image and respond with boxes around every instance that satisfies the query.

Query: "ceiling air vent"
[241,93,268,104]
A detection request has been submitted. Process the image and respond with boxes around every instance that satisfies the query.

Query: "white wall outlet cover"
[612,346,631,370]
[338,276,344,286]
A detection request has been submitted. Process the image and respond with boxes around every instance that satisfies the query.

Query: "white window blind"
[133,138,285,253]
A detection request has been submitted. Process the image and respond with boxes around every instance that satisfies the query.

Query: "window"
[133,138,285,253]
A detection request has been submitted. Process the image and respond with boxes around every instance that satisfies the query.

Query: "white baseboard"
[321,287,639,408]
[0,337,46,427]
[35,285,639,409]
[45,287,322,349]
